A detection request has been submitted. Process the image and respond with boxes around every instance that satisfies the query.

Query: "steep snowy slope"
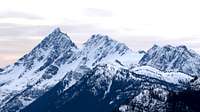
[80,34,143,67]
[0,29,144,112]
[0,28,77,86]
[132,66,192,85]
[0,28,79,111]
[139,45,200,76]
[22,64,192,112]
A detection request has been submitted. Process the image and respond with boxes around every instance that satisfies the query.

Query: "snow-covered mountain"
[132,66,192,85]
[139,44,200,76]
[0,28,199,112]
[21,63,192,112]
[0,28,78,111]
[0,28,144,112]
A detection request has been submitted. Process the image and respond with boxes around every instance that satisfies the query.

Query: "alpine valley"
[0,28,200,112]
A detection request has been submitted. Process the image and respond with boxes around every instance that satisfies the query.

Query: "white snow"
[103,79,113,98]
[132,66,193,84]
[119,105,129,112]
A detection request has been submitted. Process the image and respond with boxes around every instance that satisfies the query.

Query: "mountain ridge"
[139,44,200,76]
[0,28,144,112]
[0,28,199,112]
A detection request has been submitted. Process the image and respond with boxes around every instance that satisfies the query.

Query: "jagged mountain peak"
[163,44,174,49]
[146,44,194,59]
[48,27,69,38]
[47,27,71,41]
[34,28,77,52]
[83,34,130,54]
[149,44,188,52]
[152,44,159,48]
[84,34,114,47]
[78,34,143,68]
[8,27,77,72]
[51,27,61,34]
[88,34,111,42]
[39,28,75,49]
[140,44,200,76]
[84,34,124,46]
[177,45,187,49]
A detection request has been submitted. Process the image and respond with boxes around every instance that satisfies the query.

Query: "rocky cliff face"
[139,44,200,76]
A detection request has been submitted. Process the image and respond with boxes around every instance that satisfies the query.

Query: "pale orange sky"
[1,0,200,68]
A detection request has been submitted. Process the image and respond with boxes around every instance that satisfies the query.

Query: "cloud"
[83,8,113,17]
[0,38,39,53]
[0,23,52,38]
[0,23,116,39]
[0,38,40,67]
[0,11,43,20]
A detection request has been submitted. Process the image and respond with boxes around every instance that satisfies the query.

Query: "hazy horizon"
[1,0,200,67]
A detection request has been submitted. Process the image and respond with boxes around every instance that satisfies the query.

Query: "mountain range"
[0,28,200,112]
